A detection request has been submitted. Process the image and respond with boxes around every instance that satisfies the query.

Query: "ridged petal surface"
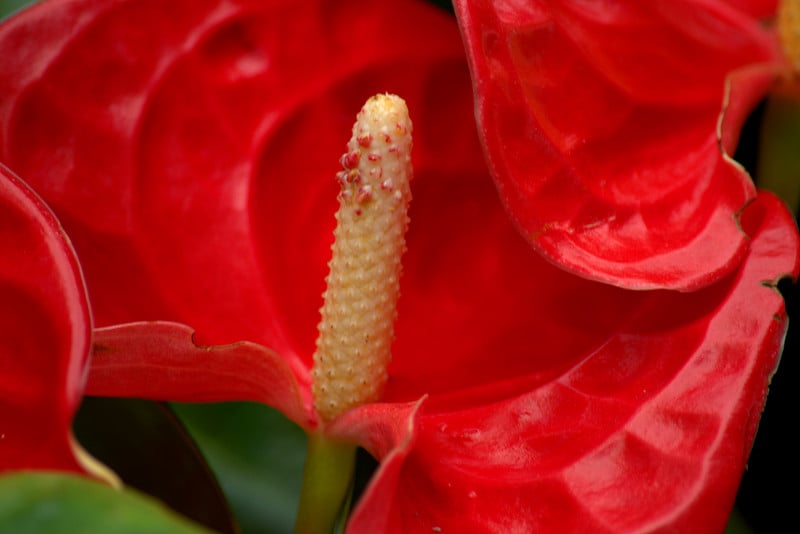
[453,0,783,289]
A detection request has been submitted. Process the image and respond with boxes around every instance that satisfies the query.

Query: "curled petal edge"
[330,398,425,534]
[453,0,783,290]
[88,321,315,429]
[0,164,115,484]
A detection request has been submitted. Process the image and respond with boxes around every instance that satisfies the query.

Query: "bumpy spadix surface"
[313,94,413,422]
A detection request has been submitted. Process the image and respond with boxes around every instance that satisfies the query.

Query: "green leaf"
[0,0,36,20]
[171,402,307,534]
[0,472,211,533]
[73,397,237,534]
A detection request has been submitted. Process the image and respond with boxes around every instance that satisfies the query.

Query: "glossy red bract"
[0,1,797,532]
[0,164,90,475]
[453,0,783,290]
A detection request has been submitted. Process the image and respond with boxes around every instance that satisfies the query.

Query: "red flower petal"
[0,164,90,474]
[330,400,423,532]
[88,322,313,428]
[453,0,782,289]
[349,192,799,533]
[723,0,778,19]
[0,0,477,363]
[387,166,644,405]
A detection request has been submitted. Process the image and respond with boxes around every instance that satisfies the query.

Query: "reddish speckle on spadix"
[311,94,413,422]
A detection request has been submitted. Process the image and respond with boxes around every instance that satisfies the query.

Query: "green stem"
[758,88,800,214]
[294,433,357,534]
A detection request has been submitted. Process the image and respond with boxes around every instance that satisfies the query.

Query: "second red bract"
[0,164,93,477]
[454,0,784,290]
[0,0,798,532]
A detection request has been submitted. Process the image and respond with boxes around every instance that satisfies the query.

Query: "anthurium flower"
[0,163,111,481]
[0,1,798,533]
[453,0,784,290]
